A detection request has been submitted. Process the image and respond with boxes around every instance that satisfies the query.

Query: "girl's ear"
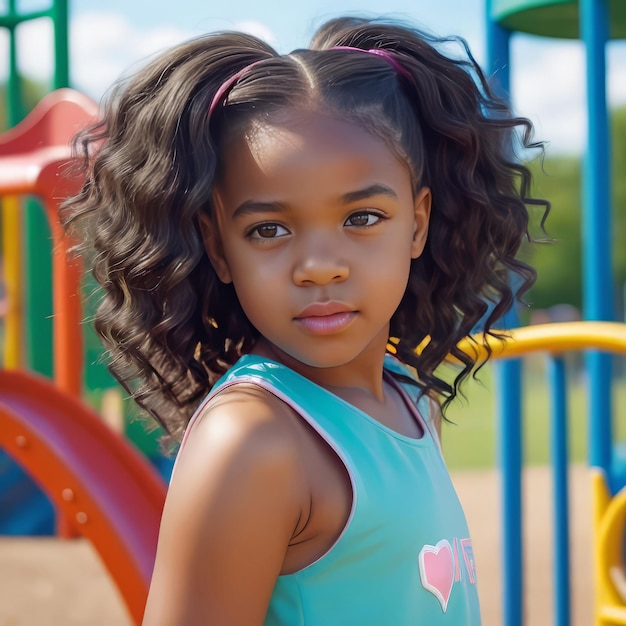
[411,186,431,259]
[198,213,233,284]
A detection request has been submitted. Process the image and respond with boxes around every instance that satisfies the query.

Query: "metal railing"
[467,321,626,625]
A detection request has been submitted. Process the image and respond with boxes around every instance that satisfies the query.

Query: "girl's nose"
[292,243,349,286]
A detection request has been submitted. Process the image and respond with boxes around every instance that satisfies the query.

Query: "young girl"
[62,16,545,625]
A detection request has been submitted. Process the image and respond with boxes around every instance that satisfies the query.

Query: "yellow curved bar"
[461,321,626,361]
[595,471,626,609]
[466,322,626,622]
[1,196,22,368]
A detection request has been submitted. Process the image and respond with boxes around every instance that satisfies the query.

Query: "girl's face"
[204,109,430,379]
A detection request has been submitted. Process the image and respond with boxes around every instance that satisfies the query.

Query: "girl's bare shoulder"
[143,384,306,624]
[186,382,303,459]
[170,382,308,502]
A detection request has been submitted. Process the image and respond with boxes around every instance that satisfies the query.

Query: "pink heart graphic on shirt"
[418,540,455,612]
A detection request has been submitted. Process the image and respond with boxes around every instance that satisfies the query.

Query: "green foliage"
[522,155,582,311]
[521,105,626,316]
[442,358,626,470]
[612,106,626,298]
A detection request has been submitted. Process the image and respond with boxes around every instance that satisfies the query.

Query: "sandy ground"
[455,464,593,626]
[0,464,593,625]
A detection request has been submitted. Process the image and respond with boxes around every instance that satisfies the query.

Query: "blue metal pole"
[485,0,510,102]
[494,359,523,626]
[580,0,613,477]
[548,356,571,626]
[485,4,524,625]
[486,4,523,626]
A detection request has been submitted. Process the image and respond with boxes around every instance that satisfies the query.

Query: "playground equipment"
[0,0,88,536]
[490,0,626,38]
[466,323,626,625]
[0,370,166,624]
[0,88,97,395]
[0,89,167,537]
[1,0,70,375]
[596,472,626,624]
[0,87,167,623]
[486,1,626,624]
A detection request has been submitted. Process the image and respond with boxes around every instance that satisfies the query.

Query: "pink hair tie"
[330,46,413,81]
[208,58,267,117]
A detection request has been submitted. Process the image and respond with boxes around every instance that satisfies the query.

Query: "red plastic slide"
[0,368,167,624]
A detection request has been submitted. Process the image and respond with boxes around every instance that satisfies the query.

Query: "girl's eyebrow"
[231,201,286,220]
[231,184,398,220]
[341,183,398,204]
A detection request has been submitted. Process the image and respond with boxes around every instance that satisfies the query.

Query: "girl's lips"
[294,304,358,335]
[295,301,355,318]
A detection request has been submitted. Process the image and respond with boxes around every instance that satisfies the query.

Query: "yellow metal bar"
[459,321,626,624]
[598,606,626,625]
[463,321,626,361]
[1,195,22,368]
[593,469,619,623]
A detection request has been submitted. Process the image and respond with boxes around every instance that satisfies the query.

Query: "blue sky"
[4,0,626,154]
[70,0,486,52]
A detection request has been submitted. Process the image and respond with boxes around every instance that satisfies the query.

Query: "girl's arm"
[142,388,305,626]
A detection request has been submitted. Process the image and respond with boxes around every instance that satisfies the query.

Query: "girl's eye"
[249,223,289,239]
[344,212,383,228]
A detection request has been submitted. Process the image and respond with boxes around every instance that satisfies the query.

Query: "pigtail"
[61,34,277,442]
[312,18,546,408]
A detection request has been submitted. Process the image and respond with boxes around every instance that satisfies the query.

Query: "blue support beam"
[549,356,571,626]
[580,0,614,477]
[495,359,524,626]
[485,5,524,625]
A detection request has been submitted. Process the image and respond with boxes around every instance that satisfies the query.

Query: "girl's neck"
[250,336,422,438]
[250,336,388,402]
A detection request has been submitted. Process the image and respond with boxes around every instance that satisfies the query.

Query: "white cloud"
[67,14,278,99]
[0,17,54,82]
[608,43,626,108]
[511,39,586,154]
[70,12,193,99]
[0,12,195,100]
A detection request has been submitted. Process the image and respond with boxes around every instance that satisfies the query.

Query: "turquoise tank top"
[187,354,482,625]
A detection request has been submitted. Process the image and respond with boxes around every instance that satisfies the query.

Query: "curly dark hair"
[61,16,547,443]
